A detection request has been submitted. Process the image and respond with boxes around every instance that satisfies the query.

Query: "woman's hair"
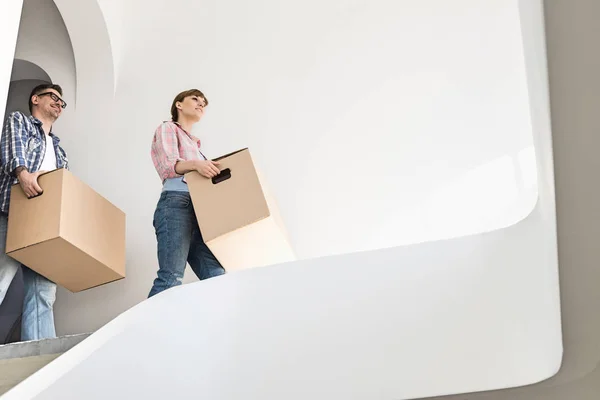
[170,89,209,122]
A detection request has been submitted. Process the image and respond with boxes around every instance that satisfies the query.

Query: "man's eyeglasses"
[37,92,67,109]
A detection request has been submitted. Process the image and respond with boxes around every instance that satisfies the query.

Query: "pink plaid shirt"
[150,121,207,181]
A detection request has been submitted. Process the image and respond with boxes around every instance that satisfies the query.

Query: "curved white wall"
[33,0,544,339]
[9,59,52,83]
[12,0,76,110]
[5,0,77,158]
[0,1,24,122]
[5,79,52,116]
[1,0,563,399]
[105,0,538,257]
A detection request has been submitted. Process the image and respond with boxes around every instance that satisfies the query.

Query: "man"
[0,83,69,341]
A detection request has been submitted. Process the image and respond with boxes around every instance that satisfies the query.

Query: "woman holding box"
[148,88,226,298]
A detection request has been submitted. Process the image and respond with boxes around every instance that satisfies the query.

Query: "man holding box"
[0,83,69,341]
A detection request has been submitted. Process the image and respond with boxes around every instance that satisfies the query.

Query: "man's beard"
[44,108,59,122]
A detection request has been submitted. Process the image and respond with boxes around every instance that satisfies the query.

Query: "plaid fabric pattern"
[0,111,69,213]
[150,121,206,181]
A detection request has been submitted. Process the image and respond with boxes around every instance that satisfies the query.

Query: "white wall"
[40,0,544,339]
[0,0,564,399]
[9,59,52,82]
[5,0,548,348]
[12,0,76,106]
[4,59,53,123]
[1,0,76,135]
[5,79,52,116]
[0,0,24,122]
[102,0,537,257]
[7,0,77,151]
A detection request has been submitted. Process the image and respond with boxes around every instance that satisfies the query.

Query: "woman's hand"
[195,160,221,178]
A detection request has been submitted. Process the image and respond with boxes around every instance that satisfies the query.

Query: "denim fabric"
[21,266,56,341]
[0,213,56,341]
[148,191,225,298]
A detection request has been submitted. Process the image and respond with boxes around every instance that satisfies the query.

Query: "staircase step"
[0,333,91,396]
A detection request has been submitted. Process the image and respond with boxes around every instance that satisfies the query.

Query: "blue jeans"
[148,191,226,298]
[0,213,56,341]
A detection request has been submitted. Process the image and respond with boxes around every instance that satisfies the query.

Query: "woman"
[148,88,225,298]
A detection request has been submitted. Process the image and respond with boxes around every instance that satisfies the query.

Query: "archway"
[4,59,53,117]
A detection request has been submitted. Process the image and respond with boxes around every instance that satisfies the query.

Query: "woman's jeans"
[148,191,226,298]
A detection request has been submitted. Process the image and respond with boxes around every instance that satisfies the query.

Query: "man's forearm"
[13,166,28,178]
[1,112,29,177]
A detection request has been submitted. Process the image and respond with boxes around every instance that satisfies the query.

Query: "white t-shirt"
[39,134,57,172]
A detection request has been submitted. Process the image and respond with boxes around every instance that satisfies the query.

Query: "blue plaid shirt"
[0,111,69,213]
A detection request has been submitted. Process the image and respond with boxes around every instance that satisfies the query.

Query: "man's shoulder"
[3,110,32,128]
[6,110,30,121]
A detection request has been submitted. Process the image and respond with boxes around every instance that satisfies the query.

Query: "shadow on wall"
[3,59,52,122]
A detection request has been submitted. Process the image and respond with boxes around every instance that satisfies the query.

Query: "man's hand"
[17,170,46,198]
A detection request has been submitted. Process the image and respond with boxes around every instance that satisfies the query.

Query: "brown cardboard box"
[184,148,296,272]
[6,168,126,292]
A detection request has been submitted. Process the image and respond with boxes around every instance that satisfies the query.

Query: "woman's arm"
[151,122,221,179]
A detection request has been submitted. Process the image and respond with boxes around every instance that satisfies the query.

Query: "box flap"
[206,217,296,271]
[185,148,270,242]
[212,148,248,162]
[254,166,295,250]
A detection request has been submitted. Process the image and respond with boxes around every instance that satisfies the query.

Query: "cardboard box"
[184,148,296,272]
[6,168,126,292]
